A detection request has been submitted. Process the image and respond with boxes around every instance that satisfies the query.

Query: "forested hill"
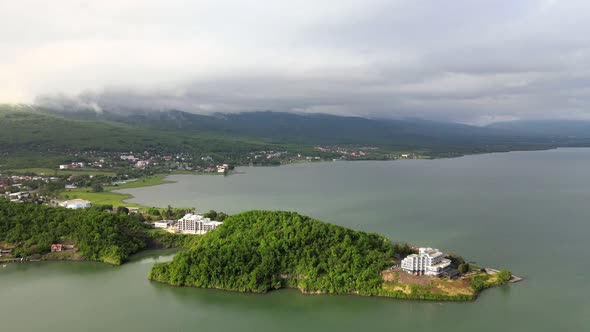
[0,105,280,168]
[3,104,590,169]
[0,105,278,153]
[0,200,147,264]
[43,106,586,152]
[149,210,399,294]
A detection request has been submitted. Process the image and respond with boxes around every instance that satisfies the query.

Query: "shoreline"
[148,269,512,302]
[146,279,479,301]
[98,147,578,209]
[60,173,176,209]
[23,147,582,210]
[58,170,232,209]
[1,247,180,266]
[111,147,574,209]
[4,246,517,303]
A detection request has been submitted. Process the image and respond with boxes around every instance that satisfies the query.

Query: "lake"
[2,148,589,331]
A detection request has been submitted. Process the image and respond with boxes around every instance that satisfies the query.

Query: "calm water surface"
[2,148,589,331]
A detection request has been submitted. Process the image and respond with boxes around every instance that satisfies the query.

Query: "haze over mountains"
[36,105,590,149]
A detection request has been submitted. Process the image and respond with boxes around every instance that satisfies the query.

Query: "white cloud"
[1,0,590,123]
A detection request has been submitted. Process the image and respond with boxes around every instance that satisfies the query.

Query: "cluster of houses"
[401,247,454,277]
[50,244,78,252]
[251,151,287,160]
[1,174,59,191]
[120,154,155,169]
[314,146,370,158]
[76,150,197,170]
[59,162,86,170]
[204,164,230,173]
[154,213,223,235]
[119,152,203,170]
[6,191,31,203]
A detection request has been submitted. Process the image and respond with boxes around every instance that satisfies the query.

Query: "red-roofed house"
[50,244,63,252]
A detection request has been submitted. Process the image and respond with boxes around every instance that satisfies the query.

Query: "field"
[107,174,174,190]
[60,190,140,208]
[381,267,475,299]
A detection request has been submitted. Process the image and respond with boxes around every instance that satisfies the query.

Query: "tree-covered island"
[149,210,513,301]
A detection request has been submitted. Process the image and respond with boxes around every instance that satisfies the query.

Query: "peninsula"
[149,210,513,301]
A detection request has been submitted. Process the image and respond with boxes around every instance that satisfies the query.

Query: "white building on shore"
[59,199,93,209]
[401,247,452,276]
[177,213,223,235]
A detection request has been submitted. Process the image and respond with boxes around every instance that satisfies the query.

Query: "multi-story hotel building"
[401,247,452,276]
[177,213,223,235]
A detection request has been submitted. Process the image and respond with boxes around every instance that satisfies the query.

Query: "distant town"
[1,147,421,210]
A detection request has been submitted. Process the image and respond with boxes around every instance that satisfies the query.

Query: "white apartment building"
[177,213,223,235]
[401,247,452,276]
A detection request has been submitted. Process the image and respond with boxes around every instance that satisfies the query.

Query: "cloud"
[1,0,590,123]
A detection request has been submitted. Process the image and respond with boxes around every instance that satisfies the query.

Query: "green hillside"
[148,210,513,300]
[0,105,280,168]
[3,104,588,169]
[149,210,396,294]
[0,200,147,264]
[44,107,581,153]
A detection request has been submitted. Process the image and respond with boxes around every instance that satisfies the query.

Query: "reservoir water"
[2,148,589,331]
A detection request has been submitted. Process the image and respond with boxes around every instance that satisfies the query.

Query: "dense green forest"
[149,210,398,295]
[0,200,148,264]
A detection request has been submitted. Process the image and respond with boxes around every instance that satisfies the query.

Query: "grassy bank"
[60,190,140,208]
[58,170,228,208]
[60,174,175,208]
[379,268,512,301]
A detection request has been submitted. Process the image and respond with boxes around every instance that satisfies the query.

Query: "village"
[5,145,418,178]
[1,145,421,210]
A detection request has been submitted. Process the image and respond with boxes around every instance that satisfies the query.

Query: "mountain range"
[1,104,589,168]
[38,106,590,150]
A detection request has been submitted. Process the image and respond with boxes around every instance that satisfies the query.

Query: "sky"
[1,0,589,124]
